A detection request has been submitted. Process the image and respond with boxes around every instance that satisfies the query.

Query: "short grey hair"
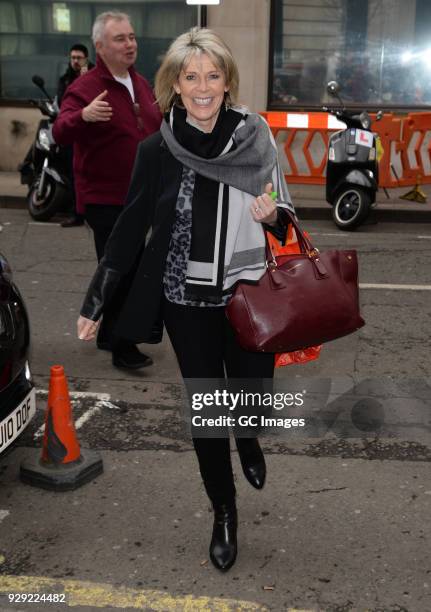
[92,11,132,45]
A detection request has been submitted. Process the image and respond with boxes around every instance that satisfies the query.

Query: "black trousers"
[163,299,274,505]
[84,204,127,346]
[64,146,83,220]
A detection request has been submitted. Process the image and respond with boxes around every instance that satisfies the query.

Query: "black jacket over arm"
[80,131,183,344]
[80,130,290,344]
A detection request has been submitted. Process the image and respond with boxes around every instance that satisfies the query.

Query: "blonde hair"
[92,11,131,45]
[155,28,239,113]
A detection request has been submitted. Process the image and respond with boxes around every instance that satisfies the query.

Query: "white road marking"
[74,404,103,430]
[28,222,61,226]
[33,427,45,440]
[360,283,431,291]
[98,400,121,410]
[34,390,113,439]
[0,510,10,524]
[36,390,110,400]
[310,232,431,239]
[311,232,350,237]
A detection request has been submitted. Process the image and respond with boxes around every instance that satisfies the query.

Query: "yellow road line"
[0,575,268,611]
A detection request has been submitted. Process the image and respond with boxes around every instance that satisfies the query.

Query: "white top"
[114,73,135,102]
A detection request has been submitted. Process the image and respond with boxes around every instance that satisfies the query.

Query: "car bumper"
[0,364,35,456]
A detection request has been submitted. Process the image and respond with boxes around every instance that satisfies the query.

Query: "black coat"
[81,131,183,343]
[81,130,289,343]
[57,62,95,105]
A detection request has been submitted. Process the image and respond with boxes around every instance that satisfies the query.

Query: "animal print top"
[163,166,230,307]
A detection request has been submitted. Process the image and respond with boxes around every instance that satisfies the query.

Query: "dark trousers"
[84,204,126,346]
[64,146,83,220]
[163,299,274,505]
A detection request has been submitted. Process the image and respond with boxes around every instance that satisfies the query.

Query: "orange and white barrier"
[261,111,431,188]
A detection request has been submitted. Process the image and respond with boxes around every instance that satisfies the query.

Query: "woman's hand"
[77,315,100,341]
[250,183,277,226]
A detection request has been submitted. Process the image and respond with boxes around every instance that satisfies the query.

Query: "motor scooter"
[19,75,72,221]
[323,81,383,230]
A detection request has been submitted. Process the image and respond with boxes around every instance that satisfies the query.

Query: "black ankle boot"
[209,502,237,572]
[237,438,266,489]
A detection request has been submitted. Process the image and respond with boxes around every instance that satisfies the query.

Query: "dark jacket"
[80,131,290,345]
[57,62,95,105]
[81,132,182,343]
[52,56,162,215]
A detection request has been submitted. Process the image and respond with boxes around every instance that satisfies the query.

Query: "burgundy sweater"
[53,56,161,214]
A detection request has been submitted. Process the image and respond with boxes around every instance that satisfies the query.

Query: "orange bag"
[266,227,322,367]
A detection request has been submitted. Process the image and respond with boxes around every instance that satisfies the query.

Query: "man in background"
[53,11,161,369]
[58,44,94,228]
[57,43,94,227]
[58,44,94,105]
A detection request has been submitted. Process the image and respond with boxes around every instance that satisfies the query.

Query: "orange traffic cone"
[20,365,103,491]
[41,365,81,464]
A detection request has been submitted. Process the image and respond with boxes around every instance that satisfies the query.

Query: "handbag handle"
[265,208,318,260]
[283,209,318,256]
[265,208,328,280]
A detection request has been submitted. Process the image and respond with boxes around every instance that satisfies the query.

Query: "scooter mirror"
[32,75,45,88]
[31,75,53,103]
[327,81,340,96]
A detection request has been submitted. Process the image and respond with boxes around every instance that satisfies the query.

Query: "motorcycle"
[19,75,72,221]
[323,81,384,230]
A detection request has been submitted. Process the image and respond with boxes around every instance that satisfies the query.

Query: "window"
[0,0,197,101]
[269,0,431,109]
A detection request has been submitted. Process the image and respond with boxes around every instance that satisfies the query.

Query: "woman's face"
[174,52,229,132]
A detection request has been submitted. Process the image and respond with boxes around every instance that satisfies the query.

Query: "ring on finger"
[255,206,260,213]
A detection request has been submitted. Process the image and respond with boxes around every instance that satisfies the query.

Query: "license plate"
[0,388,36,454]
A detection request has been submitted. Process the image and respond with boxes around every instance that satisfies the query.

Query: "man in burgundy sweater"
[53,10,161,369]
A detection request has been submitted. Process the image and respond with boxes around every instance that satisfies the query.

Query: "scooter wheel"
[332,187,372,230]
[27,175,67,221]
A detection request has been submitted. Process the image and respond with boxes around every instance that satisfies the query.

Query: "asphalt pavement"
[0,195,430,610]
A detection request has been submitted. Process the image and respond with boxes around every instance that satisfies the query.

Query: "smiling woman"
[173,54,228,132]
[77,26,295,574]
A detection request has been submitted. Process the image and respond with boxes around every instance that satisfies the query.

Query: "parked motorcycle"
[323,81,383,230]
[19,75,72,221]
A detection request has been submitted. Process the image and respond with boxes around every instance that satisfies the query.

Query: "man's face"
[70,50,87,72]
[96,19,137,73]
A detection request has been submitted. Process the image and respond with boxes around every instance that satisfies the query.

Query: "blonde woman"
[78,28,295,571]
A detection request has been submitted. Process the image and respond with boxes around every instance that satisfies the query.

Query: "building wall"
[367,0,416,46]
[207,0,271,113]
[0,108,40,172]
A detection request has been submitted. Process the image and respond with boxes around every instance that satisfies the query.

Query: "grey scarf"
[161,108,294,301]
[161,108,292,204]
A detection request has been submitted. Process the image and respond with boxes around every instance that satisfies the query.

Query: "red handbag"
[267,224,322,367]
[226,211,365,353]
